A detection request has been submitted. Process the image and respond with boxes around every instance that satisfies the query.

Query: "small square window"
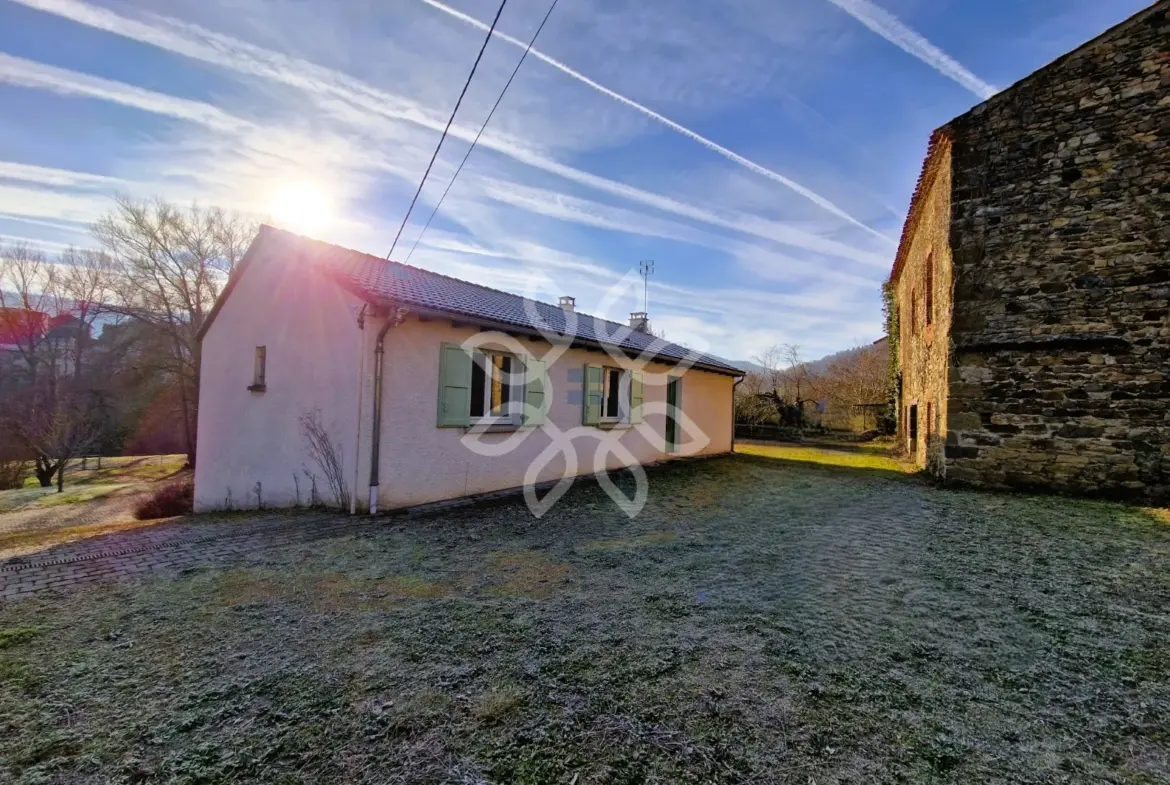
[249,346,266,392]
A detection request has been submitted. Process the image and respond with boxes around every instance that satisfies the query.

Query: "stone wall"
[943,1,1170,503]
[896,138,953,474]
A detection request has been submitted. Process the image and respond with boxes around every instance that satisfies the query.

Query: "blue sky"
[0,0,1152,361]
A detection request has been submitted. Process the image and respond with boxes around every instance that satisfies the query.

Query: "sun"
[266,181,334,236]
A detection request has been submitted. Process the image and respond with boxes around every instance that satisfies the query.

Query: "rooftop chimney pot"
[559,296,576,312]
[629,311,650,333]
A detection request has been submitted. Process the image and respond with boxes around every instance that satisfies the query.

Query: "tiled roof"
[888,128,951,288]
[0,308,46,346]
[265,226,743,376]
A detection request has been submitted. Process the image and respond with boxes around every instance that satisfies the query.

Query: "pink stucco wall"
[195,239,735,512]
[194,240,366,511]
[370,315,734,509]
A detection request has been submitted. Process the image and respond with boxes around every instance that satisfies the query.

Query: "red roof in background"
[0,308,47,346]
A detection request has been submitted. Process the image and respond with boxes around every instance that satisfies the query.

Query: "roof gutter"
[367,305,408,514]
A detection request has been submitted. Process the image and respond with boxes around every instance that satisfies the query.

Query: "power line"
[403,0,560,264]
[386,0,509,259]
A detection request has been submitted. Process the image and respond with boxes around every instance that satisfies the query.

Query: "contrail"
[9,0,893,258]
[420,0,890,241]
[823,0,996,99]
[0,53,252,134]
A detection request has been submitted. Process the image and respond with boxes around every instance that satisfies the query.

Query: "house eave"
[352,295,744,378]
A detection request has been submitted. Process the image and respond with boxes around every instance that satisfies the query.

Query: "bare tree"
[754,344,818,428]
[0,387,104,490]
[300,409,350,511]
[57,247,117,381]
[818,342,889,431]
[734,370,773,424]
[0,243,61,388]
[93,196,258,465]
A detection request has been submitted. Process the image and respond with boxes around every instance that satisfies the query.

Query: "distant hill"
[728,337,886,377]
[725,359,770,375]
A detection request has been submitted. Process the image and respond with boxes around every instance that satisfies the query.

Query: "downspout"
[350,303,368,515]
[731,375,745,452]
[367,306,407,514]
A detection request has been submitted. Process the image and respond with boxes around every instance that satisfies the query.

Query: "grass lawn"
[2,453,1169,783]
[1,455,187,514]
[736,440,912,474]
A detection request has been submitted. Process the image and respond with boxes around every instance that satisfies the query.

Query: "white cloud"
[823,0,996,99]
[2,0,900,359]
[0,233,74,252]
[0,53,254,134]
[420,0,890,240]
[0,160,126,189]
[0,184,111,224]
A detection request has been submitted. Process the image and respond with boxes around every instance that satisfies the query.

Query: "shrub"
[134,479,193,520]
[0,459,29,490]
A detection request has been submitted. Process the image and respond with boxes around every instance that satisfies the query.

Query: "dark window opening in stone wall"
[925,254,934,326]
[911,289,918,335]
[909,404,918,454]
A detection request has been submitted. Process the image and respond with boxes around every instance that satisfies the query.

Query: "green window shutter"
[523,358,547,426]
[437,342,472,427]
[629,370,644,424]
[583,364,603,425]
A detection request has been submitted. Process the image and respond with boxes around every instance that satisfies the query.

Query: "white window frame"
[601,366,631,424]
[471,349,522,425]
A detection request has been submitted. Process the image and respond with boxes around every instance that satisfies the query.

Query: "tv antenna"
[639,260,655,313]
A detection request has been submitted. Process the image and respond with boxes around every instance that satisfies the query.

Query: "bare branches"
[0,386,105,489]
[0,243,62,386]
[299,409,351,512]
[92,196,259,463]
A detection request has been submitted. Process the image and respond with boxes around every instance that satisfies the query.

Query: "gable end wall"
[943,2,1170,502]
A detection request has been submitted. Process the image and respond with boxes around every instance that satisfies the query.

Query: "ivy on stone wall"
[881,280,899,434]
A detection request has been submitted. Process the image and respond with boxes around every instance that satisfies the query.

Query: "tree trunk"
[56,459,67,493]
[178,377,196,468]
[34,462,55,487]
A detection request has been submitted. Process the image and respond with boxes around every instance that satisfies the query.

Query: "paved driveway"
[0,511,368,599]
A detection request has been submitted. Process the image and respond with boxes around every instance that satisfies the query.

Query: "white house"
[194,226,742,514]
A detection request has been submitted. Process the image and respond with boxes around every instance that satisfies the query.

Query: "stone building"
[890,0,1169,503]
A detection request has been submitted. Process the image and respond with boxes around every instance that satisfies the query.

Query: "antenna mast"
[639,259,655,313]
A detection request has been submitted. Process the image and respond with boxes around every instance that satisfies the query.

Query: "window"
[925,254,935,326]
[583,364,643,427]
[470,350,517,421]
[908,404,918,453]
[437,343,546,429]
[911,289,919,335]
[249,346,266,391]
[603,367,625,420]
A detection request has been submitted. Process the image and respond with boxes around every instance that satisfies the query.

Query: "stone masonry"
[893,1,1169,503]
[894,135,953,474]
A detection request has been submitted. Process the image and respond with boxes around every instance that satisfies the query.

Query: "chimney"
[629,311,650,333]
[559,295,576,312]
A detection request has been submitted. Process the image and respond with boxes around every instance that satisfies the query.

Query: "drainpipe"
[349,303,368,515]
[731,375,745,452]
[367,306,407,514]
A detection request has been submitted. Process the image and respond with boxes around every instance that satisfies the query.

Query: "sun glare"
[267,181,334,236]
